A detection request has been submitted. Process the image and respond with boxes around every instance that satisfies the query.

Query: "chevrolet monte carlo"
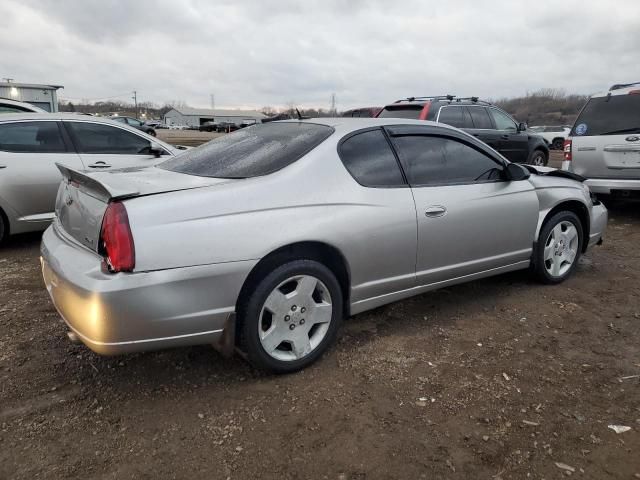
[41,118,607,372]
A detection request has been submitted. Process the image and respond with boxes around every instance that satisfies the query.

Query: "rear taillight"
[100,202,135,273]
[563,139,572,161]
[419,101,432,120]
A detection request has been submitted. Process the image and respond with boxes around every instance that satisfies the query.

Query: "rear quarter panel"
[124,139,418,303]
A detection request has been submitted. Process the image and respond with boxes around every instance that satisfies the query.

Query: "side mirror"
[505,162,530,181]
[149,142,163,158]
[517,122,527,132]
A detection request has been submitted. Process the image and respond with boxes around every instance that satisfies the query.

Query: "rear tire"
[533,211,583,284]
[239,259,343,373]
[149,129,156,137]
[528,149,548,166]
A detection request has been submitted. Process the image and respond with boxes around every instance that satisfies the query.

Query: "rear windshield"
[572,94,640,136]
[377,105,423,119]
[159,122,334,178]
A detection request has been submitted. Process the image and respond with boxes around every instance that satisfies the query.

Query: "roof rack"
[393,95,491,105]
[609,82,640,91]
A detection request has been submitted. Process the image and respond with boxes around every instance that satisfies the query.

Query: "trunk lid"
[572,135,640,179]
[55,164,232,251]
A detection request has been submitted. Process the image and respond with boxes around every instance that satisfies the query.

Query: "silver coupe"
[41,118,607,372]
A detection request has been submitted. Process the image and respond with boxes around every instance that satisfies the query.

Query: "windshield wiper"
[599,127,640,135]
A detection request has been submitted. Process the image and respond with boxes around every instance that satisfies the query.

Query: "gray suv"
[562,82,640,198]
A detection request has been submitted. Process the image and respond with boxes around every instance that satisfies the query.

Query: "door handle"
[88,162,111,168]
[425,206,447,217]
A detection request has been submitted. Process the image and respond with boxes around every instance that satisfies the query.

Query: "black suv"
[377,96,549,166]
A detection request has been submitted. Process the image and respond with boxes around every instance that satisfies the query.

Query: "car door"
[488,107,529,163]
[465,106,502,152]
[63,120,168,170]
[336,127,418,303]
[385,125,539,287]
[0,120,84,224]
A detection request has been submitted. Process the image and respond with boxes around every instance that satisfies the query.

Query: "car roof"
[591,83,640,98]
[0,98,47,112]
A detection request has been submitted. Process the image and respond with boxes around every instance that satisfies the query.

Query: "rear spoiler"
[56,163,141,202]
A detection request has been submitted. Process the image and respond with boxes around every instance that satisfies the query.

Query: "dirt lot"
[1,151,639,479]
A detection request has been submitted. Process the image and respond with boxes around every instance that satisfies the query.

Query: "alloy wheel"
[258,275,333,361]
[544,221,579,278]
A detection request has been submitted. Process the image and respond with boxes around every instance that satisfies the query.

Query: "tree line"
[58,89,588,126]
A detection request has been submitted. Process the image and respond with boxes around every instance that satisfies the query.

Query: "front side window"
[0,121,67,153]
[390,135,503,186]
[489,108,518,131]
[127,118,142,127]
[160,122,334,178]
[468,107,493,129]
[339,129,405,187]
[66,122,152,154]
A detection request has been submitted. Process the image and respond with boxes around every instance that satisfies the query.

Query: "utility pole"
[2,78,14,83]
[330,93,336,115]
[210,93,215,110]
[132,90,138,118]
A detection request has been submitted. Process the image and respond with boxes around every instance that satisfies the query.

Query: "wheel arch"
[538,200,590,253]
[236,241,352,324]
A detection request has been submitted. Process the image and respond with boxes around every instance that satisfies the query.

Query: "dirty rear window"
[571,94,640,136]
[159,122,334,178]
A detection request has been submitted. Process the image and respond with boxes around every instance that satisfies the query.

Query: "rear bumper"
[41,223,256,355]
[588,202,608,248]
[585,178,640,194]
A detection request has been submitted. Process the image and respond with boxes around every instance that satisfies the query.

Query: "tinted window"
[0,121,67,153]
[112,117,127,123]
[489,108,517,131]
[66,122,151,154]
[571,94,640,136]
[437,106,464,127]
[339,129,405,187]
[391,135,503,186]
[160,122,333,178]
[468,107,493,129]
[377,106,423,119]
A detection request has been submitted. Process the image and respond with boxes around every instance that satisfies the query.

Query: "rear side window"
[571,94,640,136]
[0,121,67,153]
[437,106,474,128]
[160,122,334,178]
[66,122,152,154]
[390,135,503,186]
[339,129,405,187]
[377,105,423,119]
[468,107,493,129]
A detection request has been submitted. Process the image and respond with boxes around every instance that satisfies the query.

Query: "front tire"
[528,149,548,166]
[239,260,343,373]
[533,211,583,284]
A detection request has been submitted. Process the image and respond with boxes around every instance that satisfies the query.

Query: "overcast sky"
[1,0,638,110]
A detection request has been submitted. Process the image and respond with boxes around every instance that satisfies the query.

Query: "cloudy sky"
[1,0,638,110]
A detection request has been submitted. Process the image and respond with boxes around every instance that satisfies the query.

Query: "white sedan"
[0,113,183,243]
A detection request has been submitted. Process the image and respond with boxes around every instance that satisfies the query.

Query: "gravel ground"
[1,152,639,479]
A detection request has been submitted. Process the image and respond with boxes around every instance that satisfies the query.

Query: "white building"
[0,82,63,112]
[163,107,267,127]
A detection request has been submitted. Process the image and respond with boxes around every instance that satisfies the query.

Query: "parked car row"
[198,120,258,132]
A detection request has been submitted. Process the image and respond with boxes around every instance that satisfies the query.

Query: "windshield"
[377,105,423,119]
[159,122,334,178]
[571,94,640,136]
